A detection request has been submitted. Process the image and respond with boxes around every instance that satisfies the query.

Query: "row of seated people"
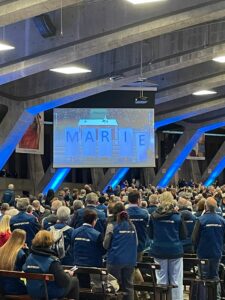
[0,188,224,300]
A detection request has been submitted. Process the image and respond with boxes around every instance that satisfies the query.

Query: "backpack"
[49,225,71,259]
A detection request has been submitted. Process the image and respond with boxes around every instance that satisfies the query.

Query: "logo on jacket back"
[135,96,149,105]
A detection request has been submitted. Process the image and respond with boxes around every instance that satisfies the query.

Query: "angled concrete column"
[203,141,225,186]
[91,168,105,190]
[190,160,201,182]
[28,154,44,194]
[152,126,198,187]
[154,118,225,187]
[0,101,34,170]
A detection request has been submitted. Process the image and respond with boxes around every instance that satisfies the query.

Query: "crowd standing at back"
[0,182,224,299]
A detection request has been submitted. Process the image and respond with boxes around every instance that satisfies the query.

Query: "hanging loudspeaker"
[33,14,56,38]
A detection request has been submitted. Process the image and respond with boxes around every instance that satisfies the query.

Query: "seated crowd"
[0,182,225,300]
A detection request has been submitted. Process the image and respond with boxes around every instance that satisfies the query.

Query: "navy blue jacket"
[106,221,137,267]
[2,189,15,206]
[73,206,106,234]
[42,214,58,230]
[147,205,158,215]
[23,251,66,299]
[0,249,27,295]
[179,208,197,253]
[72,224,105,267]
[10,212,40,248]
[126,205,149,252]
[221,203,225,218]
[149,209,186,259]
[48,223,74,265]
[192,211,225,259]
[96,204,107,217]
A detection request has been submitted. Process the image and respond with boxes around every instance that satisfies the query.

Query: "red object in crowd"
[0,230,11,247]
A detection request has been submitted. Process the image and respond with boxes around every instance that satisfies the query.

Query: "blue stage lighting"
[102,167,130,193]
[204,156,225,186]
[42,168,71,194]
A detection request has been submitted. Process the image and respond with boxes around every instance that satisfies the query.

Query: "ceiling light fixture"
[126,0,166,4]
[192,90,217,96]
[50,66,92,74]
[0,41,15,51]
[212,56,225,63]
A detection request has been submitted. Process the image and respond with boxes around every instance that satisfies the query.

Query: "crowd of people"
[0,181,225,300]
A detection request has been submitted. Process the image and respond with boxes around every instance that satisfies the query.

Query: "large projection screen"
[53,108,155,168]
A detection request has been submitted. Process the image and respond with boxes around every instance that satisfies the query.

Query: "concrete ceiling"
[1,0,225,127]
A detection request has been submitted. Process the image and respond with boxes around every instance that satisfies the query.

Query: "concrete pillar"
[28,154,44,194]
[0,102,34,170]
[91,168,105,190]
[152,126,198,187]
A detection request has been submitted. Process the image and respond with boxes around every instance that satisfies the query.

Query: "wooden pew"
[0,270,54,300]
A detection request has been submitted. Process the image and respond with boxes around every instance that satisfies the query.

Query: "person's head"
[197,199,206,212]
[84,184,92,194]
[32,230,54,248]
[46,189,54,199]
[159,192,175,211]
[8,184,14,190]
[63,187,70,195]
[32,200,40,211]
[38,193,44,202]
[57,206,71,223]
[51,199,63,214]
[128,190,140,205]
[57,189,65,200]
[112,202,125,220]
[16,198,30,211]
[73,200,84,211]
[177,197,188,210]
[0,203,9,214]
[98,196,106,205]
[0,229,26,270]
[85,192,98,206]
[141,200,148,208]
[148,194,159,206]
[5,208,19,217]
[206,197,217,212]
[26,205,33,214]
[0,215,11,233]
[83,209,97,226]
[79,189,86,197]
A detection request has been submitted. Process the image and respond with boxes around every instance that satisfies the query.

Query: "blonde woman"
[0,215,11,247]
[149,191,187,300]
[0,229,27,295]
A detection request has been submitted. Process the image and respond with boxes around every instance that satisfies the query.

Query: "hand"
[65,270,74,276]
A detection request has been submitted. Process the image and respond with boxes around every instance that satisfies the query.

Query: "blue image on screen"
[53,108,155,168]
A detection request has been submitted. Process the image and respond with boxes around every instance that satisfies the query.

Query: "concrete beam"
[1,1,225,85]
[153,117,225,187]
[156,73,225,104]
[0,0,82,26]
[155,97,225,128]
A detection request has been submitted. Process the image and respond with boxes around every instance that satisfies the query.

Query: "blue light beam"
[42,168,71,194]
[204,156,225,186]
[102,167,130,193]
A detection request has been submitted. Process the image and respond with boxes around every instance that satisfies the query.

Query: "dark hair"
[83,209,97,224]
[112,202,125,220]
[98,196,106,204]
[128,191,140,204]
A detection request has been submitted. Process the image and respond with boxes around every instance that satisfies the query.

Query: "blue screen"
[53,108,155,168]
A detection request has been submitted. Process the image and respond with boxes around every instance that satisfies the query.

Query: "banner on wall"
[16,113,44,154]
[187,134,205,160]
